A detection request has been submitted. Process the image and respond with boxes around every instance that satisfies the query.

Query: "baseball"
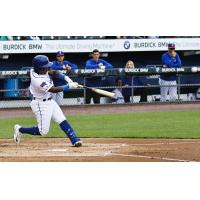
[191,67,198,73]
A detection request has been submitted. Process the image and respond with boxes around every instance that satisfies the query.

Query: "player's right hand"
[68,82,78,89]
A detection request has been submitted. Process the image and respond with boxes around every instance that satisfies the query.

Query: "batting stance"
[13,55,82,147]
[159,43,182,102]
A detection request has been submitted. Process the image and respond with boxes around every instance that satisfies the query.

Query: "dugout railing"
[0,66,200,107]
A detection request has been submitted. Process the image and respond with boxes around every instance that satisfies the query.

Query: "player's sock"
[19,127,40,135]
[59,120,80,144]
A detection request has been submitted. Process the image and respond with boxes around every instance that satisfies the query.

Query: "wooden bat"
[78,84,115,98]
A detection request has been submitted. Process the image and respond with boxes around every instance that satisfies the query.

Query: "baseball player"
[51,51,78,105]
[85,49,113,104]
[159,43,182,102]
[13,55,82,147]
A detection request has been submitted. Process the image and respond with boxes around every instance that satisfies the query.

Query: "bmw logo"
[124,41,130,49]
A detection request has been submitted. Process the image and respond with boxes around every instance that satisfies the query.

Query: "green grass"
[1,110,200,139]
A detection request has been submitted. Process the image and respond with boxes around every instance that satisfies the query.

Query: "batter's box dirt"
[0,138,200,162]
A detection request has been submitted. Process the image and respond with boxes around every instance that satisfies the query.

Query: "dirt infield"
[1,103,200,162]
[1,102,200,118]
[0,138,200,162]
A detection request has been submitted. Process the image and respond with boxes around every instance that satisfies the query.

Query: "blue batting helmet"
[32,55,53,68]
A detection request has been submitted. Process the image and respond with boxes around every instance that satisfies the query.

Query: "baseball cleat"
[14,124,22,144]
[73,140,82,147]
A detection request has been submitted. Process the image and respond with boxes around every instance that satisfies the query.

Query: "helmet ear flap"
[34,67,48,75]
[34,67,39,74]
[34,67,42,74]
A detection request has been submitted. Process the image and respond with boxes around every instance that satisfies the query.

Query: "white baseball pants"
[30,99,66,135]
[159,78,177,102]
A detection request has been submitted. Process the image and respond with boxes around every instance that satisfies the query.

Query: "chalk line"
[130,141,200,146]
[105,152,192,162]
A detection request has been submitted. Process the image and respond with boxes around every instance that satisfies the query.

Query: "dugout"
[1,38,200,102]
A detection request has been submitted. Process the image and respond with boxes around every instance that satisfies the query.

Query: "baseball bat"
[78,84,115,98]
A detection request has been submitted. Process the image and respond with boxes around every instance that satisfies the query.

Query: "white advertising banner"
[0,38,200,53]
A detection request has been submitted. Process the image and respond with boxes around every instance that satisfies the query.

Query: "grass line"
[1,110,200,139]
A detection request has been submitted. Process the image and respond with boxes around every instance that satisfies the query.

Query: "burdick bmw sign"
[0,38,200,53]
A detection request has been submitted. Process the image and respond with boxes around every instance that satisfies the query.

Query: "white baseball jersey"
[29,69,66,135]
[30,68,53,99]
